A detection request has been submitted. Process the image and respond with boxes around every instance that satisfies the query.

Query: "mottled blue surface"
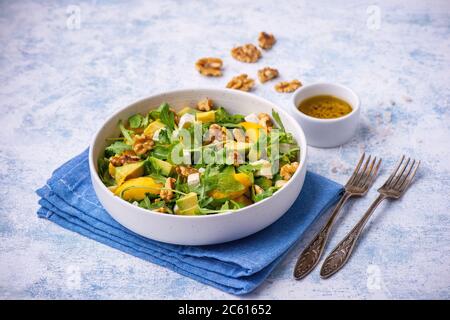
[0,0,449,299]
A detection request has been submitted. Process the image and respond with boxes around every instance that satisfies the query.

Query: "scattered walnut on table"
[280,162,299,180]
[160,177,176,202]
[226,74,255,92]
[258,67,279,83]
[132,134,155,155]
[195,57,223,77]
[231,44,261,63]
[258,32,276,50]
[274,79,302,93]
[110,150,141,167]
[197,98,214,111]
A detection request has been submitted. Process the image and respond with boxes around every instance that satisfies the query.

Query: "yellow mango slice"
[234,173,252,188]
[108,162,116,177]
[114,177,163,201]
[239,122,264,142]
[144,120,165,137]
[196,111,216,123]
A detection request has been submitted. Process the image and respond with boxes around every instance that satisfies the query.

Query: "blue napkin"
[36,149,343,295]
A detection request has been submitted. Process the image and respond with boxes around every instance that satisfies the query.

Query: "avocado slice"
[255,176,272,190]
[144,120,166,136]
[175,192,200,215]
[196,110,216,123]
[114,161,145,186]
[149,157,173,176]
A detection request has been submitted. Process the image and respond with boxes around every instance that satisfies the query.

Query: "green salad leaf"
[105,141,132,157]
[215,107,245,124]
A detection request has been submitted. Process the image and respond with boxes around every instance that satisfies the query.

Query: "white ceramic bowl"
[291,83,360,148]
[89,88,307,245]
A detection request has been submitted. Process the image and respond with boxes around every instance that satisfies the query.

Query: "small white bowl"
[290,83,360,148]
[89,88,308,245]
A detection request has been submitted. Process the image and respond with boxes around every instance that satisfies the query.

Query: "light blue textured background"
[0,0,449,299]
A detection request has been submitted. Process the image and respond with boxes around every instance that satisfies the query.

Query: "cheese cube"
[244,113,259,124]
[187,173,200,187]
[178,113,196,129]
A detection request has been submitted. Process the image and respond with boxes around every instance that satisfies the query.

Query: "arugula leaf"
[97,158,115,186]
[156,128,171,145]
[216,166,245,193]
[105,141,132,157]
[149,145,170,160]
[158,103,175,131]
[215,107,245,124]
[118,120,134,144]
[271,110,285,132]
[253,186,279,202]
[128,114,144,128]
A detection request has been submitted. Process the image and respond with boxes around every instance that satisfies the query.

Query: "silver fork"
[293,153,382,280]
[320,155,420,279]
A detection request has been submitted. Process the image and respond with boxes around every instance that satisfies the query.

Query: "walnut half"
[195,57,223,77]
[275,79,302,93]
[132,134,154,155]
[258,67,279,83]
[226,74,255,92]
[258,32,276,50]
[231,44,261,63]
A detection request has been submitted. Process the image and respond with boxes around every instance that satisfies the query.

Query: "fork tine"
[347,153,365,185]
[391,157,411,188]
[359,156,376,187]
[355,155,371,186]
[381,155,405,188]
[395,159,415,190]
[399,160,420,192]
[362,157,381,188]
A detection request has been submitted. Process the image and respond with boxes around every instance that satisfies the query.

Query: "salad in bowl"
[98,98,300,216]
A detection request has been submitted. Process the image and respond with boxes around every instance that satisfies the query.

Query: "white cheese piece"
[187,173,200,187]
[178,113,196,129]
[251,159,273,178]
[152,128,164,141]
[244,113,259,124]
[183,149,191,164]
[198,168,206,174]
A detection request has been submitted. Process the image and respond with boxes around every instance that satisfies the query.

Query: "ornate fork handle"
[294,192,351,279]
[320,194,386,278]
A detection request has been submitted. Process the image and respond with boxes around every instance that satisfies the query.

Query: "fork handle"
[293,191,352,280]
[320,194,386,278]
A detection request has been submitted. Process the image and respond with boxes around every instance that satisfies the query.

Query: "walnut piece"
[275,80,302,93]
[258,67,279,83]
[258,32,276,50]
[232,128,246,142]
[160,177,176,202]
[197,98,213,111]
[231,44,261,63]
[154,206,168,213]
[110,150,140,167]
[226,74,255,92]
[257,113,273,129]
[195,57,223,77]
[133,134,154,155]
[206,123,225,143]
[280,162,299,180]
[176,165,198,178]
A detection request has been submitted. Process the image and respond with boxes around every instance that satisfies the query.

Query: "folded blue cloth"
[36,149,343,295]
